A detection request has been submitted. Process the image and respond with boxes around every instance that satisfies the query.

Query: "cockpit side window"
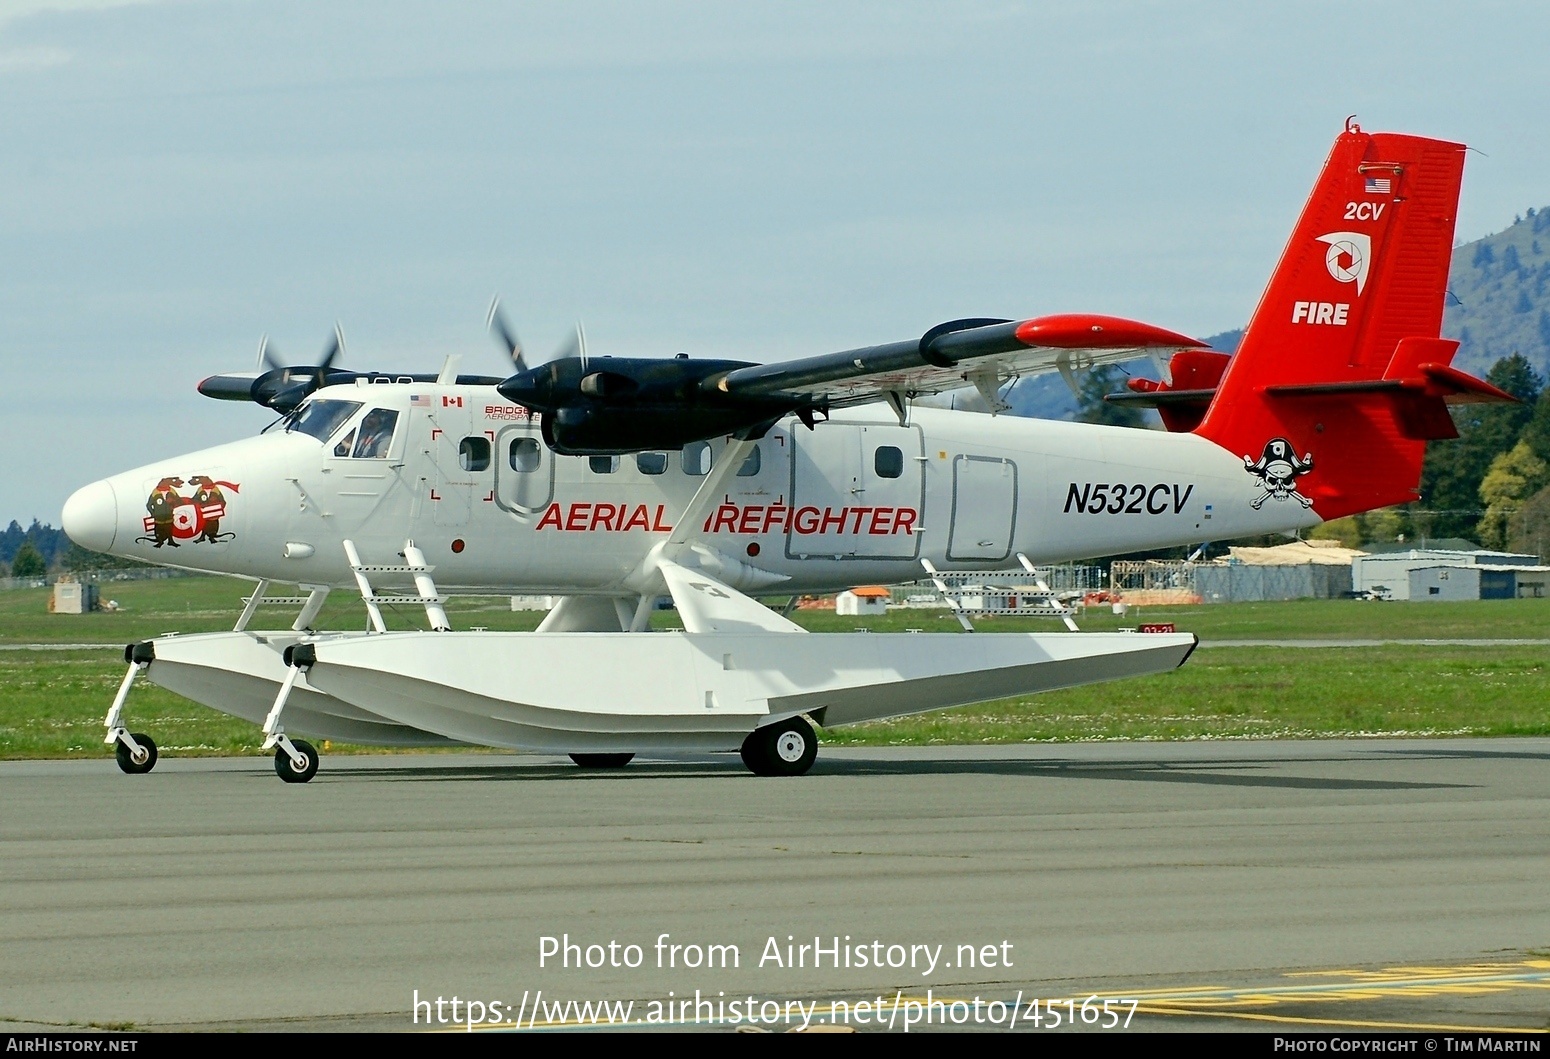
[333,430,356,457]
[287,400,363,442]
[352,409,399,459]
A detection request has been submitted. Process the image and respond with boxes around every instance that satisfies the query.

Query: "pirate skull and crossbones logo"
[1243,438,1314,509]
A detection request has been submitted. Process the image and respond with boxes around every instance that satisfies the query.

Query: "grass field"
[5,576,1548,641]
[1,576,1546,759]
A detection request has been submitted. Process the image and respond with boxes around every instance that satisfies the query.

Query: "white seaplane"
[62,124,1507,781]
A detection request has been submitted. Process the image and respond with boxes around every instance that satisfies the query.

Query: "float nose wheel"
[264,646,319,783]
[274,739,320,783]
[740,716,818,777]
[105,643,159,775]
[114,733,158,775]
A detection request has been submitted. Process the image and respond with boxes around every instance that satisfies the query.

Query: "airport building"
[1193,541,1362,603]
[1352,546,1547,600]
[1114,541,1362,605]
[836,586,890,615]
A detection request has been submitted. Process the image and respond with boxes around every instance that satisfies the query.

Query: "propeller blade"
[319,323,344,373]
[486,296,527,371]
[258,334,283,373]
[552,321,588,369]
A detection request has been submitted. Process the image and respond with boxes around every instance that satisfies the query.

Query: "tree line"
[0,521,135,580]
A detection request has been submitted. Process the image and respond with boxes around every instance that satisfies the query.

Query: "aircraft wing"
[708,314,1205,409]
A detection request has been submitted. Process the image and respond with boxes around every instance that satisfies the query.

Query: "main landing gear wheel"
[114,733,158,775]
[740,716,818,777]
[274,739,319,784]
[569,753,634,768]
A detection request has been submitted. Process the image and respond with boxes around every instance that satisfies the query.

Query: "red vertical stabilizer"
[1194,125,1468,520]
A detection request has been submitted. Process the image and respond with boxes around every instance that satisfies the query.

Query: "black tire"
[275,739,320,784]
[740,716,817,777]
[115,733,158,775]
[569,753,634,768]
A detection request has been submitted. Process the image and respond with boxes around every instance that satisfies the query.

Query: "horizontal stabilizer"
[1412,362,1518,404]
[1105,349,1232,432]
[1260,337,1516,441]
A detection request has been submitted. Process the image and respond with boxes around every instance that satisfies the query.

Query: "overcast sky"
[5,0,1548,524]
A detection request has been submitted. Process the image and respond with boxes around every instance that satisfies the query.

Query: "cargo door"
[494,423,554,514]
[787,422,923,560]
[947,454,1017,561]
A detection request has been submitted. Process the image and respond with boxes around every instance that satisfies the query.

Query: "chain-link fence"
[1109,558,1353,603]
[1108,560,1201,605]
[0,567,198,592]
[887,564,1103,607]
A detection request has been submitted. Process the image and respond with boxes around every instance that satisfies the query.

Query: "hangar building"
[1192,540,1363,603]
[1352,546,1547,600]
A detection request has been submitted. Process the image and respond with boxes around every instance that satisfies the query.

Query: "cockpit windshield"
[284,399,363,442]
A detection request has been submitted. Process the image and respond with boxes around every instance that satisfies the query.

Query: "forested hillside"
[1445,208,1550,380]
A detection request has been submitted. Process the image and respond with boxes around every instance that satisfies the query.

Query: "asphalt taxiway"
[2,740,1548,1032]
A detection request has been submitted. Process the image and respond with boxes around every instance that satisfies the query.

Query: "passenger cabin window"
[682,441,712,476]
[287,400,362,442]
[459,436,491,472]
[509,437,541,472]
[875,445,904,479]
[589,455,619,474]
[352,409,399,458]
[737,446,761,477]
[636,451,668,475]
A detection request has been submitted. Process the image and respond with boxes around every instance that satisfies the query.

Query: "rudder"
[1194,123,1474,520]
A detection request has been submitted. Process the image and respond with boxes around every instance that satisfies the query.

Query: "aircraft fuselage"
[63,381,1317,595]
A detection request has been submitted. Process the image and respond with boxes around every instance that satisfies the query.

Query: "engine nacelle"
[500,354,799,454]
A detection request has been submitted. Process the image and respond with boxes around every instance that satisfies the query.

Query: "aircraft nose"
[62,479,119,553]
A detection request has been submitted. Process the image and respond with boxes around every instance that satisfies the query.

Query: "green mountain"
[1444,209,1550,378]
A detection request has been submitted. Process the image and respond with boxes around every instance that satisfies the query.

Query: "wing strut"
[617,433,793,623]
